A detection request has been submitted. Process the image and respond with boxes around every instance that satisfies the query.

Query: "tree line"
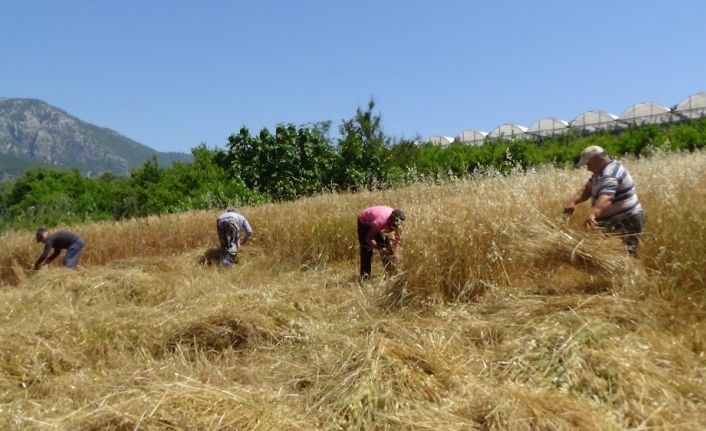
[2,100,705,231]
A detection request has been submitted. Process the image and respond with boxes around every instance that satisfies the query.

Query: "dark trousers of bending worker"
[357,220,392,279]
[217,218,240,267]
[598,211,645,258]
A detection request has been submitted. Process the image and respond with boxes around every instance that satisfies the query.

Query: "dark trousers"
[599,211,645,257]
[63,240,84,268]
[357,220,386,279]
[217,218,240,265]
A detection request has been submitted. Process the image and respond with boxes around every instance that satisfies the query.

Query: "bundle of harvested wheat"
[517,215,636,277]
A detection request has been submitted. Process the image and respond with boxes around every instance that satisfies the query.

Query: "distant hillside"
[0,98,192,177]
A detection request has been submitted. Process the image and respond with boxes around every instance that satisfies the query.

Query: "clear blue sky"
[2,0,705,153]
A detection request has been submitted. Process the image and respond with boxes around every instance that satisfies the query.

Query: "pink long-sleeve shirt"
[358,206,394,231]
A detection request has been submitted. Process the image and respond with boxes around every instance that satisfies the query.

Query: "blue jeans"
[63,240,84,268]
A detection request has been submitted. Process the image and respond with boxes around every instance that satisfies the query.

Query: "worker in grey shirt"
[34,228,85,270]
[216,207,253,267]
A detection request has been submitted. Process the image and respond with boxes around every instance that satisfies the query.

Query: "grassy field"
[1,150,704,430]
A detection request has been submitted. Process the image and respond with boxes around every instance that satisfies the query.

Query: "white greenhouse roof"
[674,92,706,120]
[619,102,672,125]
[487,123,528,140]
[570,110,619,131]
[427,136,455,146]
[526,117,569,137]
[436,91,704,145]
[456,129,488,146]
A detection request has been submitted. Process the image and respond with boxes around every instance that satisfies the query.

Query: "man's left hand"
[584,214,598,230]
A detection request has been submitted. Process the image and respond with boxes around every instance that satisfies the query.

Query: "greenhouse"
[445,91,704,144]
[427,136,455,146]
[570,110,619,132]
[619,102,672,126]
[456,129,488,146]
[673,92,706,120]
[526,117,569,138]
[487,123,527,141]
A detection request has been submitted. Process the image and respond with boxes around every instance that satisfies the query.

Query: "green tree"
[227,124,337,200]
[1,167,115,228]
[335,99,392,189]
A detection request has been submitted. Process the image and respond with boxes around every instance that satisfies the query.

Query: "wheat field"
[1,150,704,430]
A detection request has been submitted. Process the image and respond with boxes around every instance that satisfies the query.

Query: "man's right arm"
[365,226,382,249]
[45,249,61,265]
[564,180,592,216]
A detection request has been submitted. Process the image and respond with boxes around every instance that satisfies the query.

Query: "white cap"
[576,145,606,167]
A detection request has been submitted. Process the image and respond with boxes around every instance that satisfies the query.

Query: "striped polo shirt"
[591,160,643,222]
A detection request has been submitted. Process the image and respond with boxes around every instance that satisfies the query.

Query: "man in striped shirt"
[563,145,645,257]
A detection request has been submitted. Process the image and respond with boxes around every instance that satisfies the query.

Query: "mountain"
[0,98,192,177]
